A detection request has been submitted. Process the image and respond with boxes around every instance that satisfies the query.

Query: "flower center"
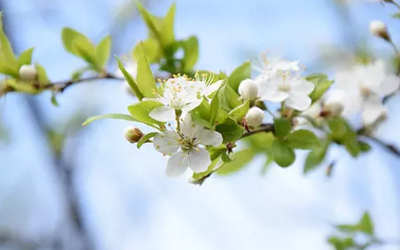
[360,85,372,97]
[178,136,198,153]
[278,83,291,92]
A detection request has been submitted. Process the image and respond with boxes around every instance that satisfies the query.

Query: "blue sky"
[0,0,400,249]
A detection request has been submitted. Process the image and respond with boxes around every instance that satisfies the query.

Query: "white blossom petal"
[180,114,203,139]
[182,98,202,113]
[166,152,189,177]
[153,131,180,154]
[362,96,387,125]
[203,80,223,96]
[378,74,400,96]
[261,89,288,102]
[197,130,223,147]
[149,106,176,122]
[291,79,315,95]
[286,91,312,111]
[187,148,211,173]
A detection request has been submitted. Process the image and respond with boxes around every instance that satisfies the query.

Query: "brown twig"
[241,123,275,138]
[43,73,123,93]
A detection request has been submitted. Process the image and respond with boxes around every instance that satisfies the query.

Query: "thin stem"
[46,73,123,92]
[241,123,274,139]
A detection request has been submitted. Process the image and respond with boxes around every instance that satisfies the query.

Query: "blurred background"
[1,0,400,249]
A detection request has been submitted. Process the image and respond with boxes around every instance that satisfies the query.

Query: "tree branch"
[241,123,274,138]
[44,73,123,92]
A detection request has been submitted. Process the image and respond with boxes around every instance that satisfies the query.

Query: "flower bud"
[123,126,143,143]
[370,20,390,41]
[238,79,258,100]
[19,65,37,81]
[246,107,265,127]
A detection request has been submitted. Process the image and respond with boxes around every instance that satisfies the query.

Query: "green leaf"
[136,42,157,98]
[328,118,348,141]
[344,133,360,157]
[328,237,355,250]
[244,132,274,153]
[18,48,34,67]
[218,84,241,111]
[228,62,251,92]
[137,132,158,149]
[221,151,233,163]
[51,93,59,107]
[95,35,111,67]
[82,113,136,126]
[274,118,291,138]
[182,36,199,72]
[0,12,17,72]
[193,99,211,121]
[358,141,371,152]
[127,100,165,128]
[306,74,334,102]
[135,2,175,48]
[35,64,49,84]
[271,140,295,167]
[393,12,400,19]
[209,87,220,126]
[217,149,254,175]
[132,39,160,63]
[116,56,143,100]
[286,129,320,149]
[215,118,244,143]
[228,100,249,122]
[357,212,374,236]
[62,28,99,70]
[304,140,330,174]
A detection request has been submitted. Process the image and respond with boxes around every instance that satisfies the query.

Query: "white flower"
[253,54,301,78]
[370,20,390,40]
[246,107,265,127]
[148,74,223,122]
[238,79,259,100]
[153,114,223,177]
[19,65,37,81]
[329,60,399,125]
[257,73,315,111]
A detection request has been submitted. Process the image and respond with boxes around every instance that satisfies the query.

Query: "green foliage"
[116,56,144,100]
[82,113,136,126]
[0,12,18,77]
[272,140,295,167]
[132,39,160,63]
[136,2,175,48]
[127,101,165,128]
[18,48,34,68]
[182,36,199,72]
[61,28,111,72]
[274,118,292,138]
[135,42,157,98]
[286,129,320,150]
[304,140,330,174]
[306,74,334,102]
[218,84,241,111]
[329,212,376,250]
[95,36,111,67]
[137,132,158,149]
[228,100,250,122]
[215,118,244,143]
[328,118,360,157]
[35,64,49,84]
[217,149,255,175]
[335,212,374,236]
[209,87,220,126]
[228,62,251,92]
